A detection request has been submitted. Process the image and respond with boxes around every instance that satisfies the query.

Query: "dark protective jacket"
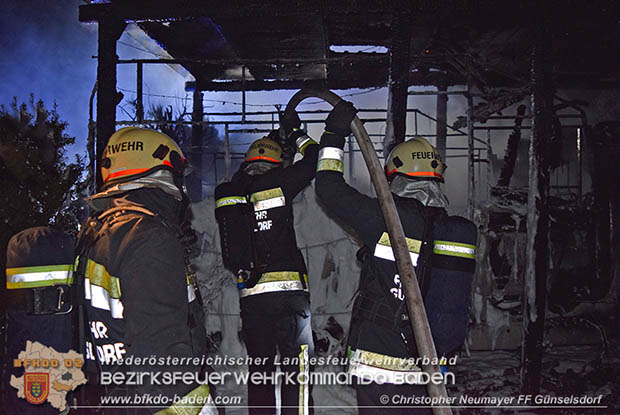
[79,188,207,401]
[215,143,319,298]
[315,132,477,373]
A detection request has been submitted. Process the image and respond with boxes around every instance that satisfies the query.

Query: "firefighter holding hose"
[315,101,477,414]
[214,110,318,415]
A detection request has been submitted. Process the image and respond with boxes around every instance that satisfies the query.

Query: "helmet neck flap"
[389,175,449,208]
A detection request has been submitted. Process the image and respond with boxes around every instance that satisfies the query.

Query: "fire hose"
[285,89,453,415]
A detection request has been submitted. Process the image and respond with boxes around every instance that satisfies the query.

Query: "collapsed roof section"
[79,0,620,92]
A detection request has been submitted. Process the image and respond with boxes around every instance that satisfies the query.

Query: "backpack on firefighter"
[214,178,263,289]
[2,227,75,414]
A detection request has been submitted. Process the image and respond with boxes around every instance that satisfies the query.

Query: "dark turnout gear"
[315,110,477,412]
[2,227,75,415]
[77,187,214,414]
[241,292,314,415]
[214,131,319,415]
[215,134,319,297]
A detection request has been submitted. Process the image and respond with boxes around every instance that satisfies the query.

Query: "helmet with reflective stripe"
[385,136,446,182]
[101,127,186,188]
[245,137,283,164]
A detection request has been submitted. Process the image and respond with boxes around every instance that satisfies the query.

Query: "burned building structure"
[79,0,620,411]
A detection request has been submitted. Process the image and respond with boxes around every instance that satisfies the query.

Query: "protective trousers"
[355,380,431,415]
[240,291,314,415]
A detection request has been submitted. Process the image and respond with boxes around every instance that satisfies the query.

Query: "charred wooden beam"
[185,77,387,92]
[78,0,510,23]
[497,104,527,187]
[136,62,143,123]
[435,83,448,162]
[590,122,617,299]
[188,90,204,202]
[520,10,553,395]
[96,18,126,190]
[466,93,475,219]
[384,11,412,156]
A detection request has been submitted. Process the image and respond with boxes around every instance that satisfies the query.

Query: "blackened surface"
[520,10,553,395]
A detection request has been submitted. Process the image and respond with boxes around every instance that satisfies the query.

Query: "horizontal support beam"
[185,78,385,92]
[78,1,525,23]
[113,53,387,66]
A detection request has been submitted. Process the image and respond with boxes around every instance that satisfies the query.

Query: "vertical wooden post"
[95,19,125,190]
[591,123,612,298]
[436,84,448,162]
[384,11,411,157]
[348,134,355,185]
[188,89,204,201]
[225,123,231,180]
[466,92,475,219]
[241,65,246,124]
[136,62,144,123]
[520,10,553,395]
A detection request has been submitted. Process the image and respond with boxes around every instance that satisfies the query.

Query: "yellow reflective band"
[377,232,422,252]
[348,347,423,385]
[155,384,216,415]
[215,196,247,209]
[187,283,196,303]
[258,271,308,284]
[374,232,421,265]
[85,259,121,298]
[6,265,74,289]
[296,135,317,156]
[250,187,284,202]
[240,272,308,297]
[84,278,124,319]
[299,344,309,415]
[6,264,74,276]
[318,147,344,162]
[240,280,308,297]
[250,187,285,211]
[316,159,344,173]
[186,274,197,303]
[83,259,124,319]
[433,240,476,259]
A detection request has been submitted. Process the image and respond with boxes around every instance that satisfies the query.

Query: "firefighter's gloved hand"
[280,110,301,136]
[325,101,357,137]
[280,110,306,147]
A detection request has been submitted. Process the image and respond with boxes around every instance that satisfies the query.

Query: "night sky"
[0,1,469,204]
[0,1,97,157]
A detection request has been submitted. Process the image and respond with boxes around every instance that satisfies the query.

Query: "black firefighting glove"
[325,100,357,137]
[279,110,305,146]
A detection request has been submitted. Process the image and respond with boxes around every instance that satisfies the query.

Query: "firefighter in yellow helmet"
[214,112,318,415]
[98,126,188,199]
[315,102,476,414]
[76,127,216,414]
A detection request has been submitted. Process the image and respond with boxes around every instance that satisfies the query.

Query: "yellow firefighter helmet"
[384,136,446,182]
[101,127,186,188]
[245,137,283,164]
